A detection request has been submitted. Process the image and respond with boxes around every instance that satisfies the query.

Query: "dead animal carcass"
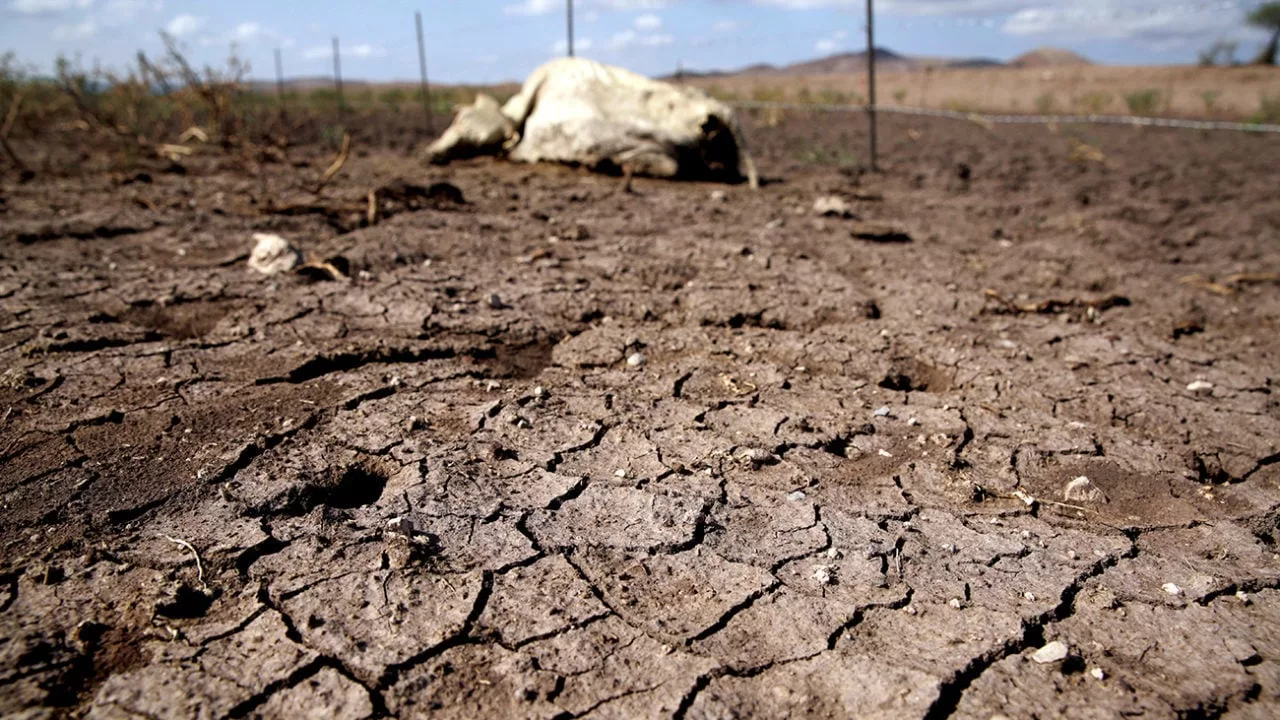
[423,57,758,188]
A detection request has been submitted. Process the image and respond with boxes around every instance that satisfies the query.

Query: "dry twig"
[315,132,351,193]
[982,288,1130,315]
[0,91,30,174]
[160,534,207,592]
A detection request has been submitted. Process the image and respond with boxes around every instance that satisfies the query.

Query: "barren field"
[692,65,1280,120]
[3,110,1280,718]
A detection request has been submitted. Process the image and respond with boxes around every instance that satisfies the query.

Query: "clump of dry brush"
[0,32,283,179]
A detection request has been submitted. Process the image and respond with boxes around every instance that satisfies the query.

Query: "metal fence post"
[332,36,345,121]
[416,11,434,133]
[567,0,575,57]
[866,0,878,172]
[274,48,285,103]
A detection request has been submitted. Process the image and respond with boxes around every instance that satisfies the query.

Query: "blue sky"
[1,1,1274,83]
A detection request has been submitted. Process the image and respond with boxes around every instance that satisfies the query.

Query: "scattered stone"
[1237,590,1252,605]
[626,352,647,368]
[1023,592,1037,601]
[1031,641,1070,664]
[1063,475,1108,504]
[741,447,779,468]
[387,517,415,536]
[488,293,506,309]
[786,490,808,502]
[850,222,912,243]
[614,469,628,478]
[825,548,842,560]
[873,407,891,417]
[248,233,300,275]
[907,417,920,426]
[1090,667,1107,681]
[1187,380,1214,395]
[878,449,893,458]
[812,565,834,585]
[1162,583,1184,596]
[813,195,853,218]
[710,190,728,202]
[947,598,964,609]
[532,386,550,400]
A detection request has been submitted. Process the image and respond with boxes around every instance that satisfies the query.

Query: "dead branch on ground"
[982,288,1131,315]
[314,132,351,193]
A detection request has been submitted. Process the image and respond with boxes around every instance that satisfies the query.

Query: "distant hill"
[1009,48,1093,68]
[666,47,1009,81]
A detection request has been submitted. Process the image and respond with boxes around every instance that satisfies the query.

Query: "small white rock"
[710,190,728,202]
[1031,641,1070,664]
[873,407,891,417]
[1064,475,1107,504]
[787,490,807,502]
[248,233,300,275]
[812,565,834,585]
[533,386,549,400]
[813,195,853,218]
[825,548,842,559]
[878,449,893,458]
[907,417,920,426]
[947,598,964,609]
[1162,583,1184,596]
[626,352,647,368]
[1023,592,1037,601]
[1186,380,1213,394]
[387,517,415,536]
[1237,590,1252,605]
[1090,667,1106,681]
[614,469,628,478]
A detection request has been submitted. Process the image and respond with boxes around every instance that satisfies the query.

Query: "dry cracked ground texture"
[2,115,1280,718]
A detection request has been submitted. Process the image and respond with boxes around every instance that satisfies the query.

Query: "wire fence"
[731,100,1280,134]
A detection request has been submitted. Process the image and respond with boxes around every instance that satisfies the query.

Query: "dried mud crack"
[4,113,1280,718]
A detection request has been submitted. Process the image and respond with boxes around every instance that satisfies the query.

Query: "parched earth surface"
[2,112,1280,719]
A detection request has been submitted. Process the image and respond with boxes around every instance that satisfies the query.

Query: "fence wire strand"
[731,100,1280,134]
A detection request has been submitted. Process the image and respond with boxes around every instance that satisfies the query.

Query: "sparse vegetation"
[892,88,907,104]
[1201,90,1221,114]
[1124,89,1162,116]
[1034,92,1057,114]
[1077,91,1113,114]
[1254,94,1280,124]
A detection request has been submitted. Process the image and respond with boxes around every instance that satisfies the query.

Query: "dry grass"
[687,65,1280,120]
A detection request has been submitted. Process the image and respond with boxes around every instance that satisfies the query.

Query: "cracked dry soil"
[2,113,1280,719]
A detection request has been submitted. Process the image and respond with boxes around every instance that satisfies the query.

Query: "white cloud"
[103,0,159,18]
[51,17,96,39]
[346,43,386,58]
[813,28,848,53]
[1000,1,1261,49]
[633,13,662,30]
[607,28,673,50]
[507,0,668,16]
[198,21,293,49]
[754,0,1258,49]
[165,13,201,37]
[10,0,92,15]
[551,37,594,54]
[302,42,386,60]
[504,0,558,16]
[712,19,740,33]
[583,10,600,22]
